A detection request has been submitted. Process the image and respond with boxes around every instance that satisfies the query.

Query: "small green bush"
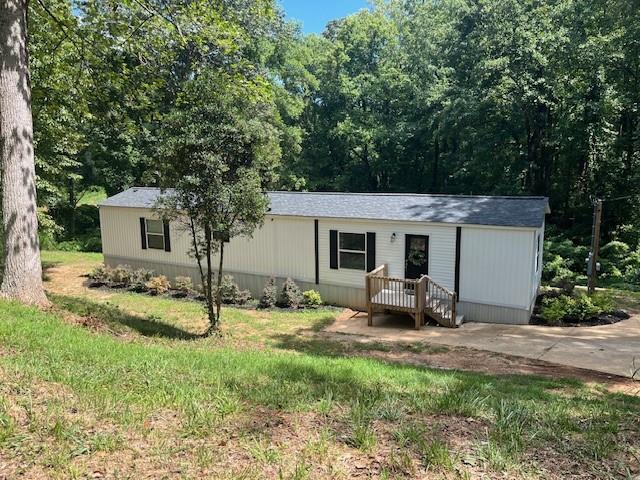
[589,292,615,312]
[56,240,84,252]
[129,268,154,292]
[572,294,601,319]
[174,276,193,293]
[542,292,615,324]
[542,296,572,324]
[258,277,278,309]
[88,265,112,283]
[110,265,133,286]
[278,278,303,308]
[146,275,171,295]
[219,275,252,305]
[303,289,322,308]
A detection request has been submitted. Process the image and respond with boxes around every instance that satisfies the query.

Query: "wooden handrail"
[366,264,387,277]
[365,265,458,328]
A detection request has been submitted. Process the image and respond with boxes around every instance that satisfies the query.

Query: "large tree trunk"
[0,0,48,306]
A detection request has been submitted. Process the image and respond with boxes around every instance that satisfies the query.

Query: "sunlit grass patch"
[5,248,640,478]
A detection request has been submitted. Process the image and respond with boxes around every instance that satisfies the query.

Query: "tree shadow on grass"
[41,260,61,282]
[50,293,202,340]
[268,330,605,397]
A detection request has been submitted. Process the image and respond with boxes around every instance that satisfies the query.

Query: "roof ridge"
[267,191,548,200]
[122,187,548,201]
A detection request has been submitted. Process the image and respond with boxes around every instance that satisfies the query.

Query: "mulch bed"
[530,291,630,327]
[84,278,336,313]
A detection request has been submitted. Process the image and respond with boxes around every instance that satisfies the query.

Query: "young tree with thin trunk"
[0,0,48,306]
[157,70,280,335]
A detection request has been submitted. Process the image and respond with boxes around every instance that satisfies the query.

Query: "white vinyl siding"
[459,227,534,309]
[318,218,456,291]
[101,206,541,314]
[100,207,316,282]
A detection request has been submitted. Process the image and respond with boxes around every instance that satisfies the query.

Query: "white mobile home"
[99,188,549,326]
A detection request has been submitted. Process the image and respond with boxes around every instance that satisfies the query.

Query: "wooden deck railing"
[365,264,458,329]
[424,275,457,328]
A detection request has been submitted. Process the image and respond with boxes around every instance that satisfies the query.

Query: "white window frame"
[338,232,366,271]
[146,218,165,250]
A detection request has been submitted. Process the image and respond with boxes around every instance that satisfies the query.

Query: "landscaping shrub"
[129,268,154,292]
[303,289,322,308]
[110,265,133,286]
[88,265,112,283]
[174,276,193,294]
[219,275,252,305]
[258,277,278,309]
[278,278,303,308]
[589,292,616,312]
[146,275,171,295]
[571,294,601,320]
[541,292,615,324]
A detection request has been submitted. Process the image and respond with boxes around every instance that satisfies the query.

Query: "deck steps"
[426,308,464,328]
[366,265,460,329]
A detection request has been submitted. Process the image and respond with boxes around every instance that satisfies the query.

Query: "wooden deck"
[365,265,463,329]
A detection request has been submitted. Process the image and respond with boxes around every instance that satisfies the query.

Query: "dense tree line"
[287,0,640,242]
[27,0,640,252]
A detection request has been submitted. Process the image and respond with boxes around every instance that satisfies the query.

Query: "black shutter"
[329,230,338,269]
[140,218,147,250]
[366,232,376,272]
[163,220,171,252]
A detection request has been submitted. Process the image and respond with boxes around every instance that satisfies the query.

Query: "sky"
[279,0,370,34]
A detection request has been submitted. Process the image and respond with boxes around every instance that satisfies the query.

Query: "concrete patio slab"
[326,311,640,378]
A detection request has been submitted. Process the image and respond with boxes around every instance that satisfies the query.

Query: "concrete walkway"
[326,311,640,378]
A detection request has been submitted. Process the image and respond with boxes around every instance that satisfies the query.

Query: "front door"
[405,234,429,279]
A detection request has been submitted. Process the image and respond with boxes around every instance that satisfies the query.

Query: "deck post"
[415,276,425,330]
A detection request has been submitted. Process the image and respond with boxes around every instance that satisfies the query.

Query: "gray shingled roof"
[99,187,549,228]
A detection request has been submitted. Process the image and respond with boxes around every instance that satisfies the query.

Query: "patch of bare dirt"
[44,262,98,297]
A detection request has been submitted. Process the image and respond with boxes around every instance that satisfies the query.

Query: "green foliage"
[129,269,154,292]
[156,64,283,331]
[542,293,615,324]
[258,277,278,309]
[88,265,112,283]
[420,439,455,470]
[302,290,322,308]
[174,276,193,293]
[110,265,133,286]
[278,278,303,308]
[542,295,575,325]
[543,233,640,289]
[218,275,252,305]
[589,293,616,313]
[146,276,171,296]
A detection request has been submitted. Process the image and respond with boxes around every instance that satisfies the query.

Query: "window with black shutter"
[338,232,366,271]
[145,219,165,250]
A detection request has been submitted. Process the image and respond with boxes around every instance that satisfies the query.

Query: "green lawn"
[41,249,103,265]
[1,251,639,478]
